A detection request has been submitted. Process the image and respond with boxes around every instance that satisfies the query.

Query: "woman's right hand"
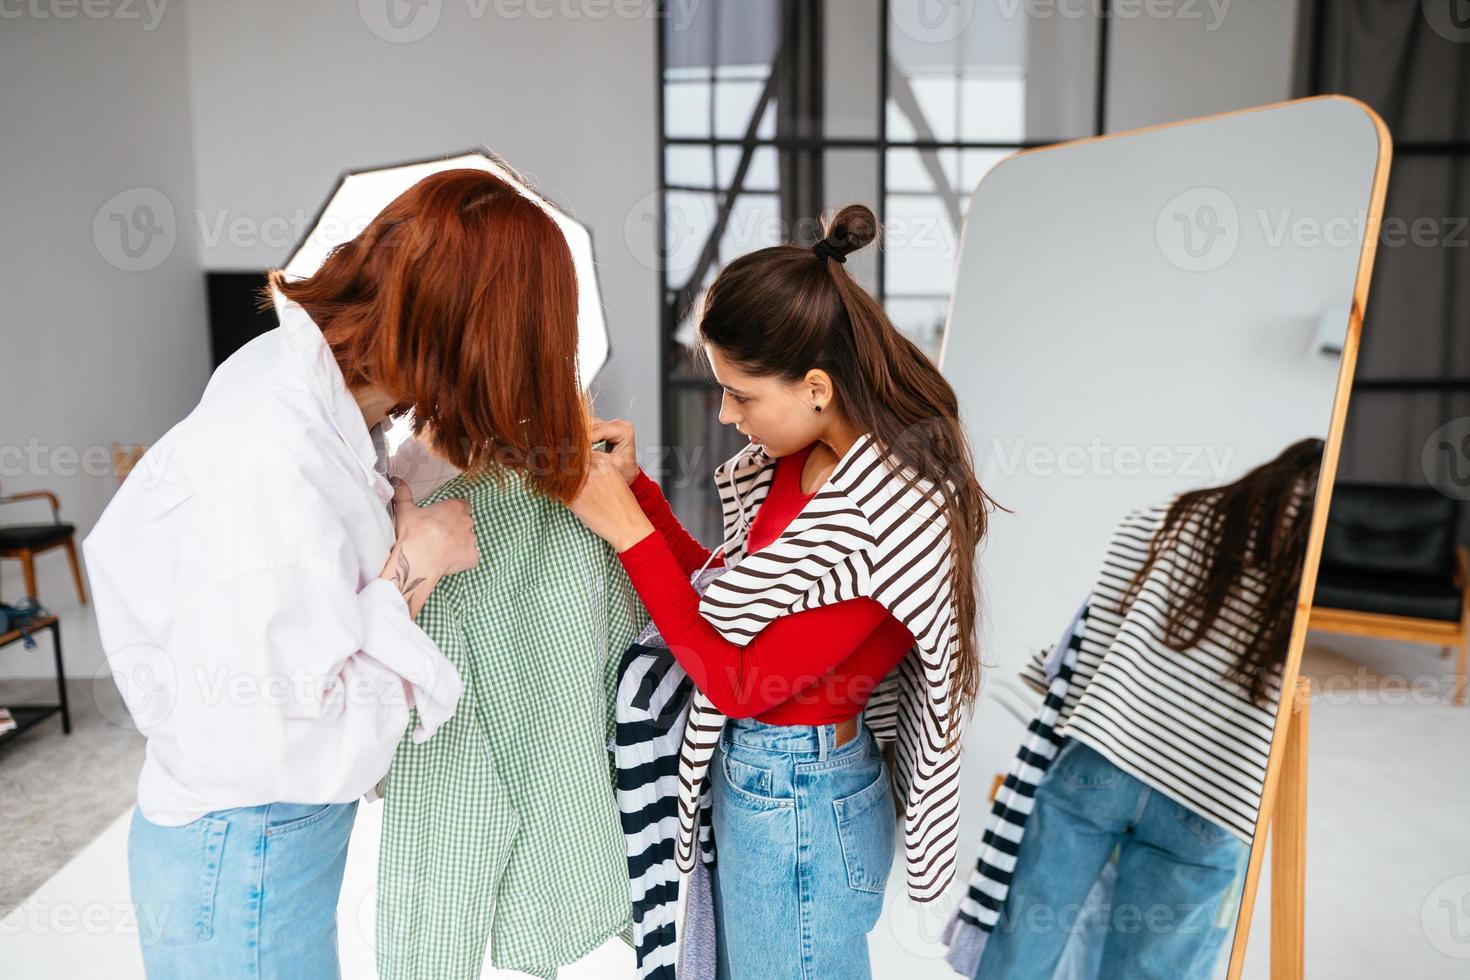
[590,417,640,485]
[390,478,479,578]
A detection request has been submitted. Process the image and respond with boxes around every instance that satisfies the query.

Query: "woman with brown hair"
[568,204,999,978]
[83,168,591,978]
[975,437,1324,980]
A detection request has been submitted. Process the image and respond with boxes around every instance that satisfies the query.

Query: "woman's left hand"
[568,450,656,553]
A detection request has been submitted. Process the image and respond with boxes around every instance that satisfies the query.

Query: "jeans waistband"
[724,707,866,761]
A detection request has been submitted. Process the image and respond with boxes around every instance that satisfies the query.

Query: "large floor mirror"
[928,96,1391,979]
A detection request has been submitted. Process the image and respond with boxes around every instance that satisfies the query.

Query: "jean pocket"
[833,762,896,894]
[264,802,338,838]
[131,811,229,947]
[1176,807,1234,848]
[719,749,792,810]
[1055,741,1120,791]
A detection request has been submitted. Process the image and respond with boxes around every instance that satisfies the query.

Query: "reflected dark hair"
[1120,437,1324,706]
[694,203,1004,749]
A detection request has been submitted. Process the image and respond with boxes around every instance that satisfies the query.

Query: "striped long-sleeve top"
[1020,496,1284,843]
[649,431,968,903]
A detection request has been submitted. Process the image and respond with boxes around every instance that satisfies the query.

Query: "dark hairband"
[811,238,846,264]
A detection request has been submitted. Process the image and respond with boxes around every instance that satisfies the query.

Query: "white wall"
[181,0,661,448]
[0,4,209,678]
[1,0,660,679]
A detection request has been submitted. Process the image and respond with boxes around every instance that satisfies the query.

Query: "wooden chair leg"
[20,550,37,602]
[63,539,87,605]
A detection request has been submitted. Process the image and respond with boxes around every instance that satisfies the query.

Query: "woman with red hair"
[83,168,593,978]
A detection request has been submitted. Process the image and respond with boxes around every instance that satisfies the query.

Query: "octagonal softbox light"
[273,148,609,391]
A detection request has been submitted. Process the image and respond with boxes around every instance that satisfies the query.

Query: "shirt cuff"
[358,578,464,744]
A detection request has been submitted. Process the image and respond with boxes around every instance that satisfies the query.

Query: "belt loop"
[817,723,829,761]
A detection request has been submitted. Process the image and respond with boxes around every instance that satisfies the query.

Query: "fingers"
[589,418,632,443]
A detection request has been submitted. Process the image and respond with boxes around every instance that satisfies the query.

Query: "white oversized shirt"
[83,299,463,826]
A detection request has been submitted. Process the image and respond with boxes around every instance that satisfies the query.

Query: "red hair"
[266,167,590,502]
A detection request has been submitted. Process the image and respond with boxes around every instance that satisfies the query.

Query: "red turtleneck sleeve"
[617,461,913,724]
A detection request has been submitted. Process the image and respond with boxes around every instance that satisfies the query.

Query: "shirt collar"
[277,297,394,507]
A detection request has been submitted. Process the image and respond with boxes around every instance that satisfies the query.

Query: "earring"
[814,404,823,413]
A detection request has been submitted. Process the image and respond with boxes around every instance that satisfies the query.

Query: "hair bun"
[822,204,879,257]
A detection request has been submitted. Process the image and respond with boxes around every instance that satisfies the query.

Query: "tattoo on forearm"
[393,549,428,603]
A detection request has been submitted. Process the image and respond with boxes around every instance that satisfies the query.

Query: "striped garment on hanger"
[612,568,724,980]
[941,599,1087,975]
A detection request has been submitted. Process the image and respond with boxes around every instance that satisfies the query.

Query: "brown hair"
[265,167,590,503]
[694,204,1002,749]
[1120,437,1323,706]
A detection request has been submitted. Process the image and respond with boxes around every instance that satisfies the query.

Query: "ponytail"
[695,204,1004,747]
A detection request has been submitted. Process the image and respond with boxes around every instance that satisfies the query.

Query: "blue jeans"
[709,709,896,980]
[977,739,1246,980]
[128,800,358,979]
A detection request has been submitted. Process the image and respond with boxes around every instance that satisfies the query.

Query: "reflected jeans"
[977,739,1246,980]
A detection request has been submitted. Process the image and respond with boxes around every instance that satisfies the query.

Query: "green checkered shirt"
[376,465,649,980]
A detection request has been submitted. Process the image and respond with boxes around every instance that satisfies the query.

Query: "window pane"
[720,192,781,264]
[664,0,780,140]
[888,0,1097,144]
[883,148,1008,355]
[715,145,778,192]
[821,0,882,139]
[714,71,771,139]
[663,190,719,289]
[664,72,710,139]
[666,145,715,189]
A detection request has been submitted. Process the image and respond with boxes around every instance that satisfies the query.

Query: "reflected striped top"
[1021,497,1285,843]
[675,431,966,903]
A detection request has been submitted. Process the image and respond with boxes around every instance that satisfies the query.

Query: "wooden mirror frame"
[938,94,1392,979]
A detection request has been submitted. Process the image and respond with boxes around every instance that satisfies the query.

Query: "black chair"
[1308,482,1466,705]
[0,482,87,606]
